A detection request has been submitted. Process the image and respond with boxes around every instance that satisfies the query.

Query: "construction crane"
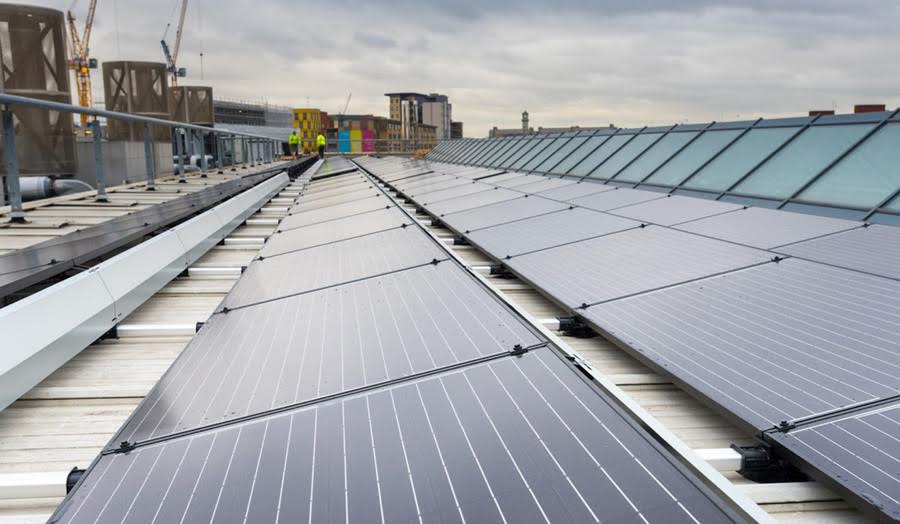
[66,0,99,129]
[161,0,188,86]
[340,91,352,115]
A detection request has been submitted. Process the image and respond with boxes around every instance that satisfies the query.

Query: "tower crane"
[66,0,98,129]
[340,91,352,115]
[161,0,188,86]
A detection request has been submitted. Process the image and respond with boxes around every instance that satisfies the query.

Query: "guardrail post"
[143,124,156,191]
[230,135,237,171]
[249,139,256,167]
[241,138,248,169]
[92,118,108,202]
[175,128,186,183]
[199,131,208,178]
[2,105,25,222]
[216,135,224,174]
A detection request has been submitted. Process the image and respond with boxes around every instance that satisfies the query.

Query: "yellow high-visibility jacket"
[317,134,326,147]
[288,134,300,145]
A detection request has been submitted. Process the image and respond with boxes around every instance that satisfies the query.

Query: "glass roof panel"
[797,122,900,209]
[643,129,743,187]
[510,137,555,170]
[612,131,699,183]
[490,138,528,168]
[551,135,610,175]
[522,137,568,171]
[535,135,588,173]
[734,123,875,199]
[569,134,631,177]
[683,127,798,192]
[587,133,662,180]
[500,137,541,168]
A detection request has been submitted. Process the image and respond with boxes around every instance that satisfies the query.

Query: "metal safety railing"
[0,92,287,223]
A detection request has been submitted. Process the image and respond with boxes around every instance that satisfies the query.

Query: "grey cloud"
[13,0,900,136]
[353,31,396,49]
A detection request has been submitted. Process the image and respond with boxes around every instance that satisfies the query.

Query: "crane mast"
[161,0,189,86]
[66,0,98,130]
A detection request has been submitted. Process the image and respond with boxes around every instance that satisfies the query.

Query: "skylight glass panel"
[568,134,631,177]
[586,133,661,180]
[643,129,743,187]
[535,136,588,173]
[797,123,900,209]
[551,135,610,175]
[612,131,699,183]
[683,127,798,192]
[734,123,874,199]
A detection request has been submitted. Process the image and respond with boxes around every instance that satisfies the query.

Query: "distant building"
[214,98,293,128]
[386,92,453,141]
[490,110,533,138]
[331,114,407,153]
[451,121,463,139]
[293,108,322,154]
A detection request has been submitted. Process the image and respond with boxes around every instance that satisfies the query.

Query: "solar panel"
[571,187,667,211]
[440,195,569,233]
[505,226,771,309]
[427,187,523,217]
[491,173,548,188]
[380,168,434,183]
[392,172,451,191]
[776,224,900,280]
[675,207,861,249]
[583,258,900,431]
[110,262,543,444]
[405,178,479,199]
[417,183,493,205]
[610,195,743,226]
[292,189,383,212]
[509,178,577,194]
[299,181,375,202]
[279,196,391,230]
[262,208,411,257]
[222,227,448,309]
[536,181,616,201]
[469,207,640,259]
[767,400,900,523]
[55,348,745,524]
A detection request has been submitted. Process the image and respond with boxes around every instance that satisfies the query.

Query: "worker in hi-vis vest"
[317,133,327,160]
[288,131,300,158]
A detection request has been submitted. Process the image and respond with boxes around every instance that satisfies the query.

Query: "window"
[642,129,743,187]
[797,123,900,209]
[613,131,699,183]
[522,137,568,171]
[587,133,662,180]
[536,135,588,173]
[569,134,629,176]
[683,127,797,192]
[734,123,874,199]
[551,134,611,175]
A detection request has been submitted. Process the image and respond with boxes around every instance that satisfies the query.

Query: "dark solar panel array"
[365,155,900,522]
[54,161,747,524]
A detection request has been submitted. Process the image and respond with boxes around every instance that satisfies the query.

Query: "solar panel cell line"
[583,258,900,431]
[675,206,861,249]
[440,195,569,234]
[776,224,900,281]
[292,188,382,211]
[427,187,523,217]
[610,195,744,226]
[109,262,543,444]
[570,187,667,211]
[469,207,641,259]
[279,195,391,230]
[505,225,772,309]
[53,349,746,524]
[222,226,448,309]
[536,181,616,202]
[262,207,411,256]
[509,177,577,194]
[767,400,900,523]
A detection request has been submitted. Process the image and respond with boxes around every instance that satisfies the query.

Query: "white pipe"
[0,471,69,499]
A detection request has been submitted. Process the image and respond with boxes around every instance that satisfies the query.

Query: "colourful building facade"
[293,108,322,154]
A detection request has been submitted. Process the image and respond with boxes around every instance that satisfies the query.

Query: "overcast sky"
[23,0,900,136]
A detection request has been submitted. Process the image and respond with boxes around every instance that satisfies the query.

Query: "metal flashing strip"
[0,172,290,412]
[0,165,290,301]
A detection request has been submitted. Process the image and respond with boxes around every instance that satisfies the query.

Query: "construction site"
[1,1,900,524]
